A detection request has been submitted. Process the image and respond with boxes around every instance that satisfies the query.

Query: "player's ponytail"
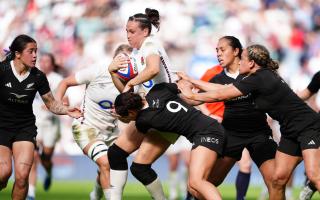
[115,92,143,117]
[145,8,160,30]
[3,49,14,61]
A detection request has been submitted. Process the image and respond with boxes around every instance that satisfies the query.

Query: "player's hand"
[178,82,194,99]
[176,72,191,81]
[67,107,83,119]
[123,81,134,93]
[108,54,129,73]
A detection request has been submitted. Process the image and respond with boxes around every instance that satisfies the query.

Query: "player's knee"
[130,162,157,185]
[188,176,202,192]
[107,144,129,170]
[272,172,289,189]
[14,176,29,189]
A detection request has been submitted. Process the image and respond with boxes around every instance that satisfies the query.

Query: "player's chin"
[28,62,36,68]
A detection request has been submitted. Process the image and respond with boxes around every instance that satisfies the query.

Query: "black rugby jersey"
[135,83,222,141]
[233,68,319,138]
[0,60,50,129]
[307,71,320,94]
[211,70,270,136]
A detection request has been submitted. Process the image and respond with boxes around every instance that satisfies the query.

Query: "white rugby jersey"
[131,35,177,94]
[33,72,63,121]
[74,63,119,135]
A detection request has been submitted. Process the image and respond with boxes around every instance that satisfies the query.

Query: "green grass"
[1,180,319,199]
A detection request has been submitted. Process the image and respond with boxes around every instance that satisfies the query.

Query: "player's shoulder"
[30,67,46,79]
[142,36,159,49]
[211,70,226,81]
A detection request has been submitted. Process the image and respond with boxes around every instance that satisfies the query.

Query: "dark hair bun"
[145,8,160,29]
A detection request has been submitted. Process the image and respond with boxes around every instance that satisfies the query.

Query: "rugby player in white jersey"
[55,44,133,200]
[107,8,182,200]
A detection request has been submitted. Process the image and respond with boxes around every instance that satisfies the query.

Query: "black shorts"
[0,126,37,148]
[192,123,225,155]
[278,127,320,157]
[223,131,277,167]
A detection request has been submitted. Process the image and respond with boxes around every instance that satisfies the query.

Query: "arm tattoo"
[41,92,68,115]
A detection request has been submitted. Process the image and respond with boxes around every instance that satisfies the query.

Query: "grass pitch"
[1,180,319,199]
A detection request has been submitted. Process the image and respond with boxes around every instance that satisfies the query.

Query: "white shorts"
[72,123,119,150]
[165,136,192,155]
[36,116,61,148]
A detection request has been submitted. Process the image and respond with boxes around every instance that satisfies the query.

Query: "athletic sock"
[103,188,111,200]
[235,171,251,200]
[28,184,36,198]
[145,177,167,200]
[168,171,178,200]
[285,186,293,200]
[109,169,128,200]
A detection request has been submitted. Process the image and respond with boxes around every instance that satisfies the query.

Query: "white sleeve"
[75,66,99,84]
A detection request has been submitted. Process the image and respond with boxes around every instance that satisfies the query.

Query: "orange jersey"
[200,65,225,118]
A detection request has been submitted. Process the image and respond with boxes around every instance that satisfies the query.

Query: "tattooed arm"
[41,91,82,118]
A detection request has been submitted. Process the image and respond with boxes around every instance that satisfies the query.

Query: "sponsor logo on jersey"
[10,92,27,99]
[5,82,12,88]
[143,80,153,88]
[98,100,113,109]
[25,82,35,90]
[200,136,219,144]
[8,93,28,104]
[308,140,316,145]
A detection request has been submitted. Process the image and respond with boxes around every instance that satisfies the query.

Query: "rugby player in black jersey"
[114,81,226,200]
[181,36,277,200]
[0,34,82,200]
[180,44,320,200]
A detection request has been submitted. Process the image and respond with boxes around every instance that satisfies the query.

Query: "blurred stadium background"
[0,0,320,199]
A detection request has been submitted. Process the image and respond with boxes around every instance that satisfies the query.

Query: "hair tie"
[3,48,10,56]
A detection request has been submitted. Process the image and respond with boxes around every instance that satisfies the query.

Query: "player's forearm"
[110,73,125,92]
[47,101,68,115]
[191,79,224,92]
[42,92,68,115]
[55,81,68,101]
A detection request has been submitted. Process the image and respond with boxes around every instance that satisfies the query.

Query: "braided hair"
[247,44,279,73]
